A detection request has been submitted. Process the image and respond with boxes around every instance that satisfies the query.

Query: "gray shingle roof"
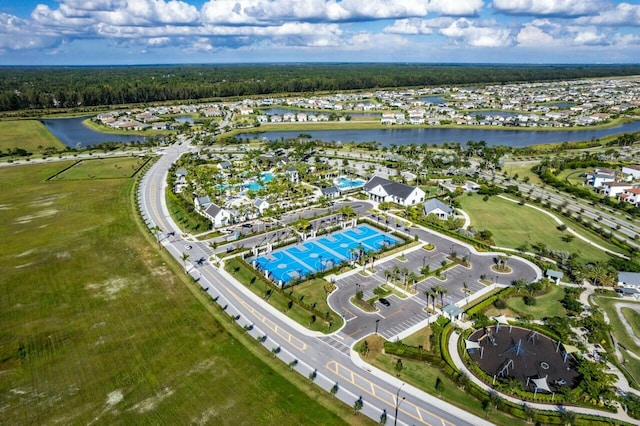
[205,203,222,217]
[363,176,416,200]
[423,198,453,215]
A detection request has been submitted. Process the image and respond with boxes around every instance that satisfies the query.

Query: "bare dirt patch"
[129,387,174,414]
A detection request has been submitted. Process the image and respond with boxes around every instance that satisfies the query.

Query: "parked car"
[378,298,391,307]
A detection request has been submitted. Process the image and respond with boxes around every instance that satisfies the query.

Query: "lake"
[41,116,147,147]
[237,120,640,147]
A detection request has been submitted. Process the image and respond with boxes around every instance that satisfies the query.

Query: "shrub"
[493,298,507,309]
[523,295,537,306]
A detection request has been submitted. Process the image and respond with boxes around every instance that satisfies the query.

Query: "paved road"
[138,142,491,426]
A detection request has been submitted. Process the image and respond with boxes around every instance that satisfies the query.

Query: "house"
[618,271,640,289]
[254,198,270,215]
[622,165,640,180]
[194,195,212,210]
[600,182,634,197]
[362,176,425,207]
[217,161,231,171]
[321,186,340,199]
[285,167,299,183]
[586,171,616,187]
[203,203,232,228]
[545,269,564,284]
[619,188,640,206]
[174,169,188,193]
[423,199,454,219]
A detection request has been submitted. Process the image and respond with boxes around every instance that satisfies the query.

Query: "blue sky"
[1,0,639,65]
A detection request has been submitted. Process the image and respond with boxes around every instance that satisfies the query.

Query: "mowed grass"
[505,285,566,319]
[0,120,66,153]
[594,296,640,385]
[503,162,543,185]
[52,156,148,180]
[458,193,619,263]
[0,162,353,425]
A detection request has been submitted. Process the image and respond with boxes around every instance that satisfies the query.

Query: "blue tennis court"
[253,224,400,285]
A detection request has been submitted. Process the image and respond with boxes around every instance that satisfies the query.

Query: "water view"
[240,120,640,147]
[41,116,147,147]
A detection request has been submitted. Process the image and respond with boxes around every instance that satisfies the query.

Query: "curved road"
[138,143,493,426]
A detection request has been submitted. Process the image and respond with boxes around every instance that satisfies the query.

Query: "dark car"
[378,298,391,307]
[241,223,253,228]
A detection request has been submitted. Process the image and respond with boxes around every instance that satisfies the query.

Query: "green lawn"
[502,163,543,185]
[594,296,640,386]
[0,120,66,153]
[458,193,621,263]
[621,307,640,338]
[0,161,354,425]
[505,285,566,319]
[52,156,148,180]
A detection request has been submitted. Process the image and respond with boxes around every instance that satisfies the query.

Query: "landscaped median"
[224,257,344,333]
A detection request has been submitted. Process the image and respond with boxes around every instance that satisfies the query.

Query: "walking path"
[448,330,637,424]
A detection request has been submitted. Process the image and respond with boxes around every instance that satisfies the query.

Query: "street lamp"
[375,319,380,335]
[394,383,405,426]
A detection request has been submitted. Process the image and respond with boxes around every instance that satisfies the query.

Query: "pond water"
[239,120,640,147]
[420,96,449,104]
[41,116,146,148]
[174,115,194,124]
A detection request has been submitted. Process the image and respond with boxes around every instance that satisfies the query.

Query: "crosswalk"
[318,335,351,355]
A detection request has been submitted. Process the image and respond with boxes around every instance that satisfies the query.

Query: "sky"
[0,0,639,65]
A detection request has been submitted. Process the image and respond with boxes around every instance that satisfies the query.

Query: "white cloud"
[576,3,640,26]
[491,0,603,17]
[573,30,608,46]
[516,23,555,46]
[439,18,514,47]
[383,17,455,34]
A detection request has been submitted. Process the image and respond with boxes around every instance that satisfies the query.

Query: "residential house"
[194,195,212,210]
[254,198,270,215]
[622,165,640,180]
[362,176,425,207]
[600,182,634,197]
[285,167,299,183]
[619,188,640,206]
[203,203,232,228]
[423,199,454,219]
[618,271,640,289]
[321,186,340,199]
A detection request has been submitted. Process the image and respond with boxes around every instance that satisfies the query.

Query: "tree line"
[2,63,640,112]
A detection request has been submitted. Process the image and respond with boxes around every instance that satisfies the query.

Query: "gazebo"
[443,304,464,321]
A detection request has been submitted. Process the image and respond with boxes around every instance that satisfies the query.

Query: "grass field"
[0,161,355,425]
[502,163,543,185]
[458,193,621,263]
[355,336,518,426]
[505,285,566,319]
[593,296,640,386]
[52,157,148,180]
[0,120,66,153]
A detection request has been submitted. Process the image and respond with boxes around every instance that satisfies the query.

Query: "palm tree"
[425,288,436,312]
[407,272,419,291]
[401,267,409,291]
[432,285,444,308]
[439,287,449,307]
[181,252,190,274]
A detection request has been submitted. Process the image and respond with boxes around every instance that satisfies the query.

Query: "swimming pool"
[336,176,365,190]
[252,224,400,285]
[219,172,275,192]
